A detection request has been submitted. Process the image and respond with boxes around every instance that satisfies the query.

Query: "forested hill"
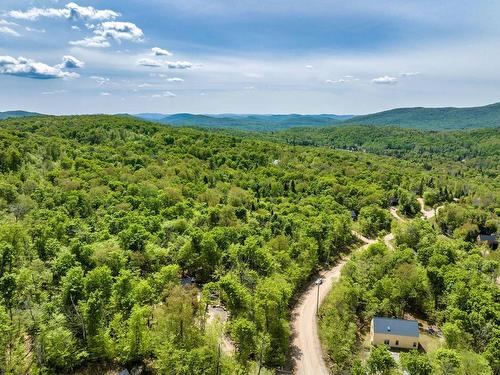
[133,102,500,131]
[343,102,500,130]
[0,110,41,120]
[0,115,497,374]
[268,125,499,176]
[135,113,353,131]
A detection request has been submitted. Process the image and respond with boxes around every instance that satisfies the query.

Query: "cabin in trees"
[477,234,498,249]
[370,317,419,350]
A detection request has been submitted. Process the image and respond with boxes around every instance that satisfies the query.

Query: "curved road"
[291,232,375,375]
[292,200,442,374]
[418,197,444,220]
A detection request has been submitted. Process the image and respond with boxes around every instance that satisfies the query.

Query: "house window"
[384,339,390,345]
[395,340,399,346]
[413,342,417,347]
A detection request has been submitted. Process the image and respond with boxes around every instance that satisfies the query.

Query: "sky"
[1,0,500,115]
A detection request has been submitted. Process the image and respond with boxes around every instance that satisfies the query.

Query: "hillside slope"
[344,102,500,130]
[0,110,41,120]
[135,113,353,131]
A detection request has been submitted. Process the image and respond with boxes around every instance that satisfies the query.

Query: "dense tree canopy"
[0,115,498,374]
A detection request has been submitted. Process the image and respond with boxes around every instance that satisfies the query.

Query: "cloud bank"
[0,26,20,37]
[9,2,119,21]
[152,47,172,56]
[372,75,398,84]
[0,55,79,79]
[71,21,144,48]
[57,55,85,69]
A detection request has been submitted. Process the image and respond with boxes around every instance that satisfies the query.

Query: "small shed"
[371,317,419,350]
[477,234,498,250]
[350,210,357,220]
[181,276,196,286]
[388,197,398,206]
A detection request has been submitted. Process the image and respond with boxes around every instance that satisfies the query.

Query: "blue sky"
[1,0,500,114]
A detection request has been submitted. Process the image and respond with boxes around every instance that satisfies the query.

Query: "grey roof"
[373,317,419,338]
[181,276,196,286]
[478,234,498,243]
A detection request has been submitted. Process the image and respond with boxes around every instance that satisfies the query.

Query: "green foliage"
[119,223,150,252]
[358,205,392,237]
[400,350,432,375]
[230,317,257,363]
[366,345,396,375]
[342,102,500,130]
[0,115,497,373]
[433,348,462,375]
[320,219,497,371]
[398,189,420,217]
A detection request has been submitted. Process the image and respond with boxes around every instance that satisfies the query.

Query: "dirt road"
[384,232,395,250]
[207,305,235,355]
[389,206,405,222]
[418,197,445,220]
[417,198,435,219]
[291,199,441,374]
[291,232,375,375]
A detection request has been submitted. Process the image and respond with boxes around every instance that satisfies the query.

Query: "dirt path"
[384,232,395,250]
[389,206,405,222]
[417,198,435,219]
[290,198,446,374]
[418,198,446,220]
[206,305,236,355]
[291,231,375,375]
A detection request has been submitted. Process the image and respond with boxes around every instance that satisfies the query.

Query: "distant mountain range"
[135,113,354,131]
[3,102,500,131]
[0,110,42,120]
[134,102,500,131]
[341,102,500,130]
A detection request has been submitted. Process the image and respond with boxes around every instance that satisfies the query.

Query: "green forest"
[0,115,498,374]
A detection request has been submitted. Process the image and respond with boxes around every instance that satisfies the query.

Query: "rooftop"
[478,234,498,243]
[372,317,419,338]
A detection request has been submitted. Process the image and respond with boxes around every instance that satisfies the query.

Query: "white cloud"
[42,89,68,95]
[137,83,152,88]
[325,78,347,83]
[71,25,81,31]
[70,35,110,48]
[100,92,111,96]
[57,55,85,69]
[137,58,163,67]
[400,72,420,77]
[372,75,398,84]
[97,22,144,42]
[8,2,119,21]
[66,2,120,21]
[137,59,193,69]
[166,61,193,69]
[72,21,144,48]
[166,77,184,82]
[325,75,356,84]
[25,27,46,33]
[0,55,79,79]
[0,26,20,37]
[305,65,313,69]
[8,8,67,20]
[152,47,172,56]
[90,76,110,85]
[152,91,176,98]
[0,19,17,26]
